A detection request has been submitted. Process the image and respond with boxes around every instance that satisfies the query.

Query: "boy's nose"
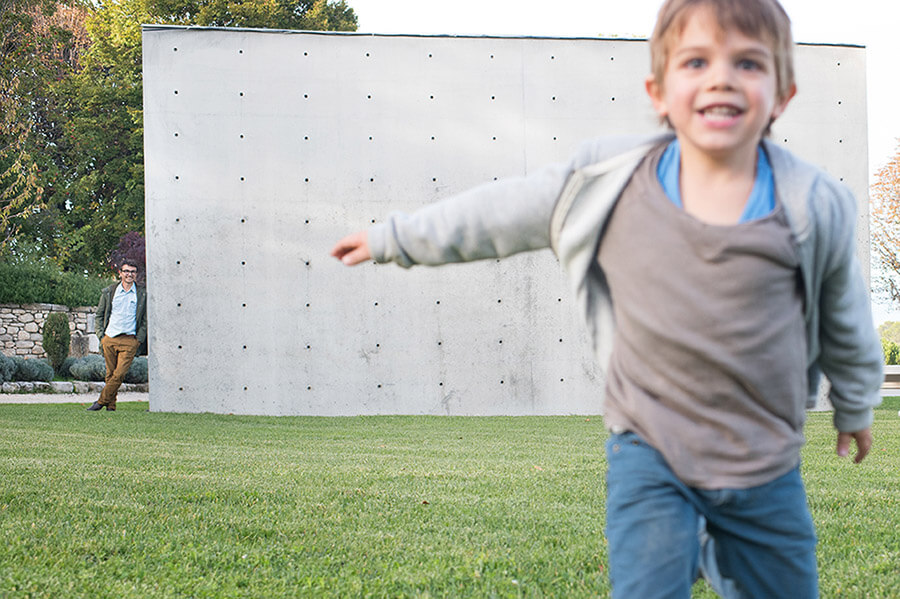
[705,60,737,91]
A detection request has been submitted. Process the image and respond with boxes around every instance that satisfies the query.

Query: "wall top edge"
[140,24,643,42]
[139,25,865,49]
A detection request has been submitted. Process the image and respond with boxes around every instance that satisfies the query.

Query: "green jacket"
[96,283,148,350]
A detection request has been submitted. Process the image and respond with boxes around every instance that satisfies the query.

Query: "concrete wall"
[142,27,868,415]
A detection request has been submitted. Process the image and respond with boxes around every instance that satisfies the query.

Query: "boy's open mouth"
[699,105,743,120]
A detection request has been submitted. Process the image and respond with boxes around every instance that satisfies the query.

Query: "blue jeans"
[605,432,817,599]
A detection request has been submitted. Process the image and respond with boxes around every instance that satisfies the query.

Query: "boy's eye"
[737,59,762,71]
[684,58,706,69]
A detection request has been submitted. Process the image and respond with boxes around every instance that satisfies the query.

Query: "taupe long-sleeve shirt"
[599,144,807,489]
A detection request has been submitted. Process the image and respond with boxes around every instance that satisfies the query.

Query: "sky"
[348,0,900,324]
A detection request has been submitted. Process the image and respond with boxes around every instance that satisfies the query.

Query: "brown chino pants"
[99,334,140,408]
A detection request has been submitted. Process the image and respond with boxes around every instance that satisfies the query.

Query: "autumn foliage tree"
[0,74,43,250]
[0,0,58,250]
[871,142,900,308]
[1,0,93,261]
[108,231,146,284]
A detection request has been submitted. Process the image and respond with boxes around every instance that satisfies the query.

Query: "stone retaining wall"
[0,381,148,394]
[0,303,98,359]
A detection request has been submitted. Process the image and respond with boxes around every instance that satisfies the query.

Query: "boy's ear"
[772,83,797,121]
[645,75,668,118]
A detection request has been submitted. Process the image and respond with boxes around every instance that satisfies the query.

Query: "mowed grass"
[0,398,898,598]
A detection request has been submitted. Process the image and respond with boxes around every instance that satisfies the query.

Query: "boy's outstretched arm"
[836,428,872,464]
[331,231,371,266]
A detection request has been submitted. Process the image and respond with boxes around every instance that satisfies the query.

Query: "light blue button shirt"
[105,284,137,337]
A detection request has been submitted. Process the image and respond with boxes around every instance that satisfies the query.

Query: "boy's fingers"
[836,429,872,464]
[330,231,371,266]
[341,246,371,266]
[836,433,851,458]
[329,236,356,258]
[851,429,872,463]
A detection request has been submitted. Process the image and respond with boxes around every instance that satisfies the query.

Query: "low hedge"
[0,261,111,307]
[0,355,54,383]
[0,354,14,383]
[68,355,148,384]
[58,356,78,379]
[0,354,148,384]
[68,355,106,382]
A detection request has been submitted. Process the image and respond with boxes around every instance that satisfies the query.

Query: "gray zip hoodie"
[368,133,883,433]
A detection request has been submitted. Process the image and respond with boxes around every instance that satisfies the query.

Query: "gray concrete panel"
[143,28,868,415]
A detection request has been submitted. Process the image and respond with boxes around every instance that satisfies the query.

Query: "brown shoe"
[87,402,103,411]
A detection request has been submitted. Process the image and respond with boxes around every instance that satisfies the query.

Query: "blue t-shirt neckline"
[657,139,774,223]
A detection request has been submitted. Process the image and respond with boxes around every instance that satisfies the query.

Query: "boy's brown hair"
[649,0,795,102]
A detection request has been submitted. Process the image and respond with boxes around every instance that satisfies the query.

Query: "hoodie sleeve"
[815,178,884,432]
[367,161,572,268]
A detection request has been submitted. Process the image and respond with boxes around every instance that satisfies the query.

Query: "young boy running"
[331,0,884,596]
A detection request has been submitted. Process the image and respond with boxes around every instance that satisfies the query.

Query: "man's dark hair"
[121,258,140,271]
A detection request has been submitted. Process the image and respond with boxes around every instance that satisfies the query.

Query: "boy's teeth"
[702,106,738,116]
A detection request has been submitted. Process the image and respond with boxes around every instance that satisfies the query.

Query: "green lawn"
[1,398,898,598]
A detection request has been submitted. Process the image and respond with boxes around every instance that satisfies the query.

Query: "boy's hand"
[836,428,872,464]
[330,231,372,266]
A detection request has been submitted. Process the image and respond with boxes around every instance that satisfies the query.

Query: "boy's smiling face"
[646,5,795,164]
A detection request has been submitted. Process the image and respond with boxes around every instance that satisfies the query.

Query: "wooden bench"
[885,365,900,389]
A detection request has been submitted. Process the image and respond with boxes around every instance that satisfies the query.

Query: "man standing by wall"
[88,259,147,411]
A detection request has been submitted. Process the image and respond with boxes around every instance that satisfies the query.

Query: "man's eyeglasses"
[121,269,138,275]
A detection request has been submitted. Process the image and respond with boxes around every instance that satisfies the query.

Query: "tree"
[879,321,900,346]
[147,0,357,30]
[882,338,899,366]
[30,0,148,273]
[871,142,900,308]
[0,0,55,251]
[0,74,44,250]
[42,311,71,372]
[1,0,90,259]
[108,231,145,283]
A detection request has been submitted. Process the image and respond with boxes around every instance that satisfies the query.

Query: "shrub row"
[0,354,148,384]
[64,355,148,384]
[0,261,111,307]
[0,355,55,383]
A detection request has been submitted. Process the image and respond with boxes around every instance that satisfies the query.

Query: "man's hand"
[330,231,371,266]
[836,428,872,464]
